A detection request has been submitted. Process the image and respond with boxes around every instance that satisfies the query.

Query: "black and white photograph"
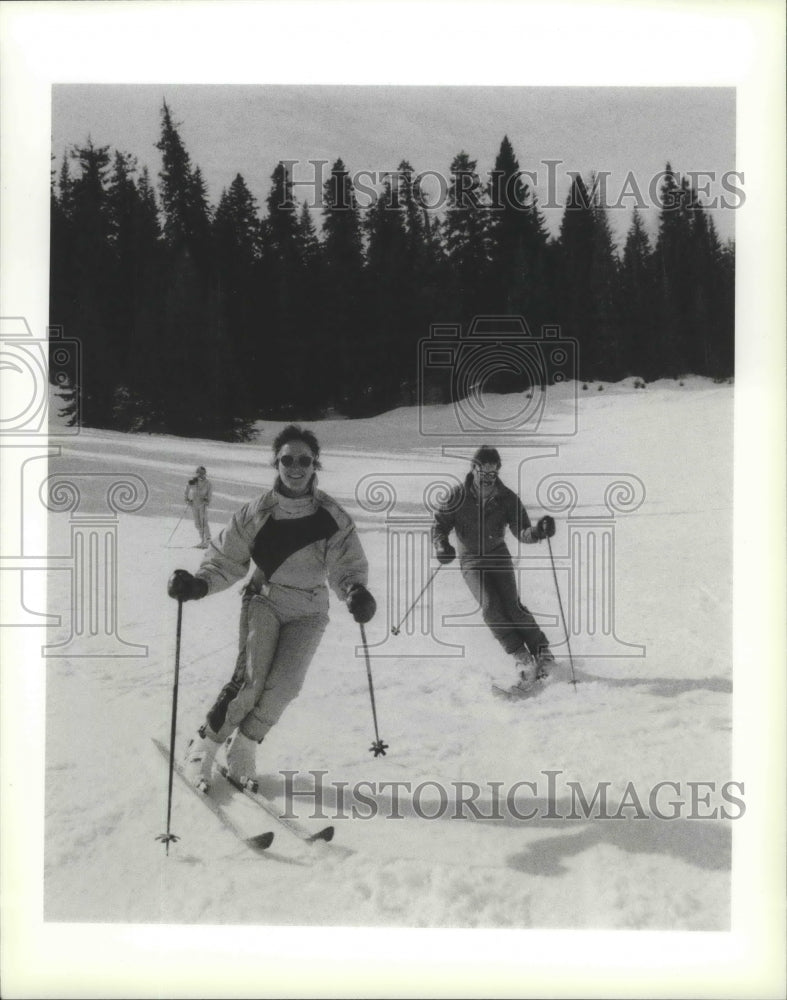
[1,2,784,998]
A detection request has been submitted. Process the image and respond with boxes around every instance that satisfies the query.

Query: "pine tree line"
[50,102,735,440]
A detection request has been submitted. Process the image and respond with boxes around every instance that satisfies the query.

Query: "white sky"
[51,84,737,247]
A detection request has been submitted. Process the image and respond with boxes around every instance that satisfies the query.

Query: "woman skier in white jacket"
[167,425,376,792]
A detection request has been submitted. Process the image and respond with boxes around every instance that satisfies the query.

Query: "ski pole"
[156,599,183,853]
[546,535,578,690]
[359,622,388,757]
[390,564,443,636]
[165,504,189,548]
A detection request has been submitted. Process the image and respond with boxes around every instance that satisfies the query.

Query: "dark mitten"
[535,515,556,540]
[167,569,209,602]
[434,539,456,565]
[347,584,377,624]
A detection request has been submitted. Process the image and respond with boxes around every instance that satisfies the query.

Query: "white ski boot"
[182,725,219,793]
[224,730,260,793]
[511,645,539,693]
[536,646,555,680]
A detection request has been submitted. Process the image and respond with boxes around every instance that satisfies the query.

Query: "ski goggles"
[278,454,315,468]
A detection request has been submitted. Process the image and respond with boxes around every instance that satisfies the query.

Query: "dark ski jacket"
[432,473,540,567]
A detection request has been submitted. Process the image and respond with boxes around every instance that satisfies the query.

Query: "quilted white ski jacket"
[194,482,368,602]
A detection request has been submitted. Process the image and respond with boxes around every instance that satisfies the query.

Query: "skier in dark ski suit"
[432,446,556,693]
[167,425,376,792]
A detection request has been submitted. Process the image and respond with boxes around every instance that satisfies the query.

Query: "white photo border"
[1,1,785,997]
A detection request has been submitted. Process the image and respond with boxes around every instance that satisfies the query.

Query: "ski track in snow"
[42,378,734,929]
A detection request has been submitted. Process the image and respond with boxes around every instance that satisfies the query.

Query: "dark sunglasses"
[279,454,315,468]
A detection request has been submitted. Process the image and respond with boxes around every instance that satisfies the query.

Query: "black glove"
[534,515,556,540]
[167,569,209,602]
[434,539,456,565]
[347,584,376,624]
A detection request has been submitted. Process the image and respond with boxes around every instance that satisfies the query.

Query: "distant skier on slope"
[167,425,376,793]
[431,445,556,696]
[185,465,212,548]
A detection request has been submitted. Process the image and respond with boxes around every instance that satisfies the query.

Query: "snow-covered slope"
[39,377,737,927]
[6,377,783,997]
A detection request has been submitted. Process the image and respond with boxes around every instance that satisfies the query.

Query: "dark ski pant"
[461,562,549,657]
[202,584,329,744]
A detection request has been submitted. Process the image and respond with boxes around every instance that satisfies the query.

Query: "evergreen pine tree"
[686,195,733,378]
[588,178,621,380]
[653,164,694,377]
[485,136,554,392]
[156,102,231,436]
[321,158,366,412]
[105,150,163,428]
[714,234,735,378]
[257,162,305,414]
[292,202,326,415]
[211,172,261,434]
[156,101,209,249]
[618,208,657,379]
[395,160,445,403]
[50,153,78,424]
[555,172,622,381]
[443,151,490,324]
[126,165,166,427]
[556,173,596,381]
[65,139,117,426]
[364,173,409,410]
[487,135,549,323]
[296,201,321,267]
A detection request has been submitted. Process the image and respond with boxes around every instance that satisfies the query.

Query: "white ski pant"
[191,501,211,544]
[203,583,329,744]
